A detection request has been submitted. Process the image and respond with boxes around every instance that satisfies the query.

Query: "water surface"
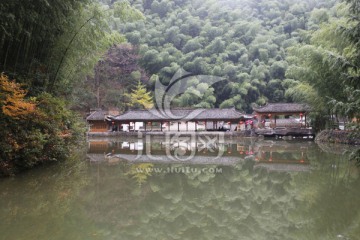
[1,137,359,240]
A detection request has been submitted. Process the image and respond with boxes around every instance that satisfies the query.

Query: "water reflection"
[87,137,312,172]
[0,139,359,240]
[83,138,360,240]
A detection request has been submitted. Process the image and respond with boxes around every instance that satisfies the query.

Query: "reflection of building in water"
[236,143,255,156]
[87,137,245,165]
[253,141,311,172]
[88,141,111,152]
[87,139,311,171]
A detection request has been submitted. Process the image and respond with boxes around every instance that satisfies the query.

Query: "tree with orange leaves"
[0,74,85,176]
[0,74,37,119]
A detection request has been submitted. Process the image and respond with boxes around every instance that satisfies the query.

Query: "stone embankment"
[315,130,360,145]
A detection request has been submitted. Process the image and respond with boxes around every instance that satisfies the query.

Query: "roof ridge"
[86,111,97,120]
[86,109,108,121]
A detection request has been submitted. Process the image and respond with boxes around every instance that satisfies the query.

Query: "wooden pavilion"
[253,103,311,128]
[86,109,119,132]
[111,108,250,132]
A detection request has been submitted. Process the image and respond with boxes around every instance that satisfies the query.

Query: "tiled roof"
[253,103,310,113]
[114,108,246,121]
[86,110,108,121]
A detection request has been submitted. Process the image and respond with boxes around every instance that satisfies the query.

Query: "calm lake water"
[1,135,360,240]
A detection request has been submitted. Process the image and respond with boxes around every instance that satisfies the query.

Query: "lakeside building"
[110,108,252,132]
[86,103,313,136]
[86,109,119,133]
[253,103,311,128]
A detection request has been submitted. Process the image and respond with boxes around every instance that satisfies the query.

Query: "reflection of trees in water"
[83,140,360,239]
[0,152,92,240]
[79,157,358,240]
[127,163,154,185]
[1,142,359,239]
[289,147,360,239]
[81,140,360,239]
[0,141,360,240]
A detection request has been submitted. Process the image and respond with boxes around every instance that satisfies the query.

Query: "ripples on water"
[0,137,359,240]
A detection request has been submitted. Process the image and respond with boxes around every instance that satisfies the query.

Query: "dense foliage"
[0,74,84,176]
[0,0,143,95]
[91,0,358,130]
[74,44,149,111]
[285,2,359,129]
[0,0,140,175]
[1,0,359,174]
[114,0,338,112]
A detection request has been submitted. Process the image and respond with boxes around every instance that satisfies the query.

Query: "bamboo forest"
[0,0,360,239]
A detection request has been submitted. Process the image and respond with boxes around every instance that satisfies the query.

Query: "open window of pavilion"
[253,103,311,129]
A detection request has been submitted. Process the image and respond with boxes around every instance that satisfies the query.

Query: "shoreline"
[315,130,360,145]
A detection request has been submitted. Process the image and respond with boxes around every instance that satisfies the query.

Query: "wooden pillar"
[300,113,304,128]
[195,121,197,132]
[305,114,307,128]
[160,121,163,131]
[168,121,170,131]
[268,114,272,128]
[150,122,152,131]
[178,122,180,132]
[274,115,277,128]
[186,121,188,131]
[144,121,147,132]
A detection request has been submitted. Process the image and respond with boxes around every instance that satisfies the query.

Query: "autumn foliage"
[0,74,37,119]
[125,81,154,110]
[0,74,84,176]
